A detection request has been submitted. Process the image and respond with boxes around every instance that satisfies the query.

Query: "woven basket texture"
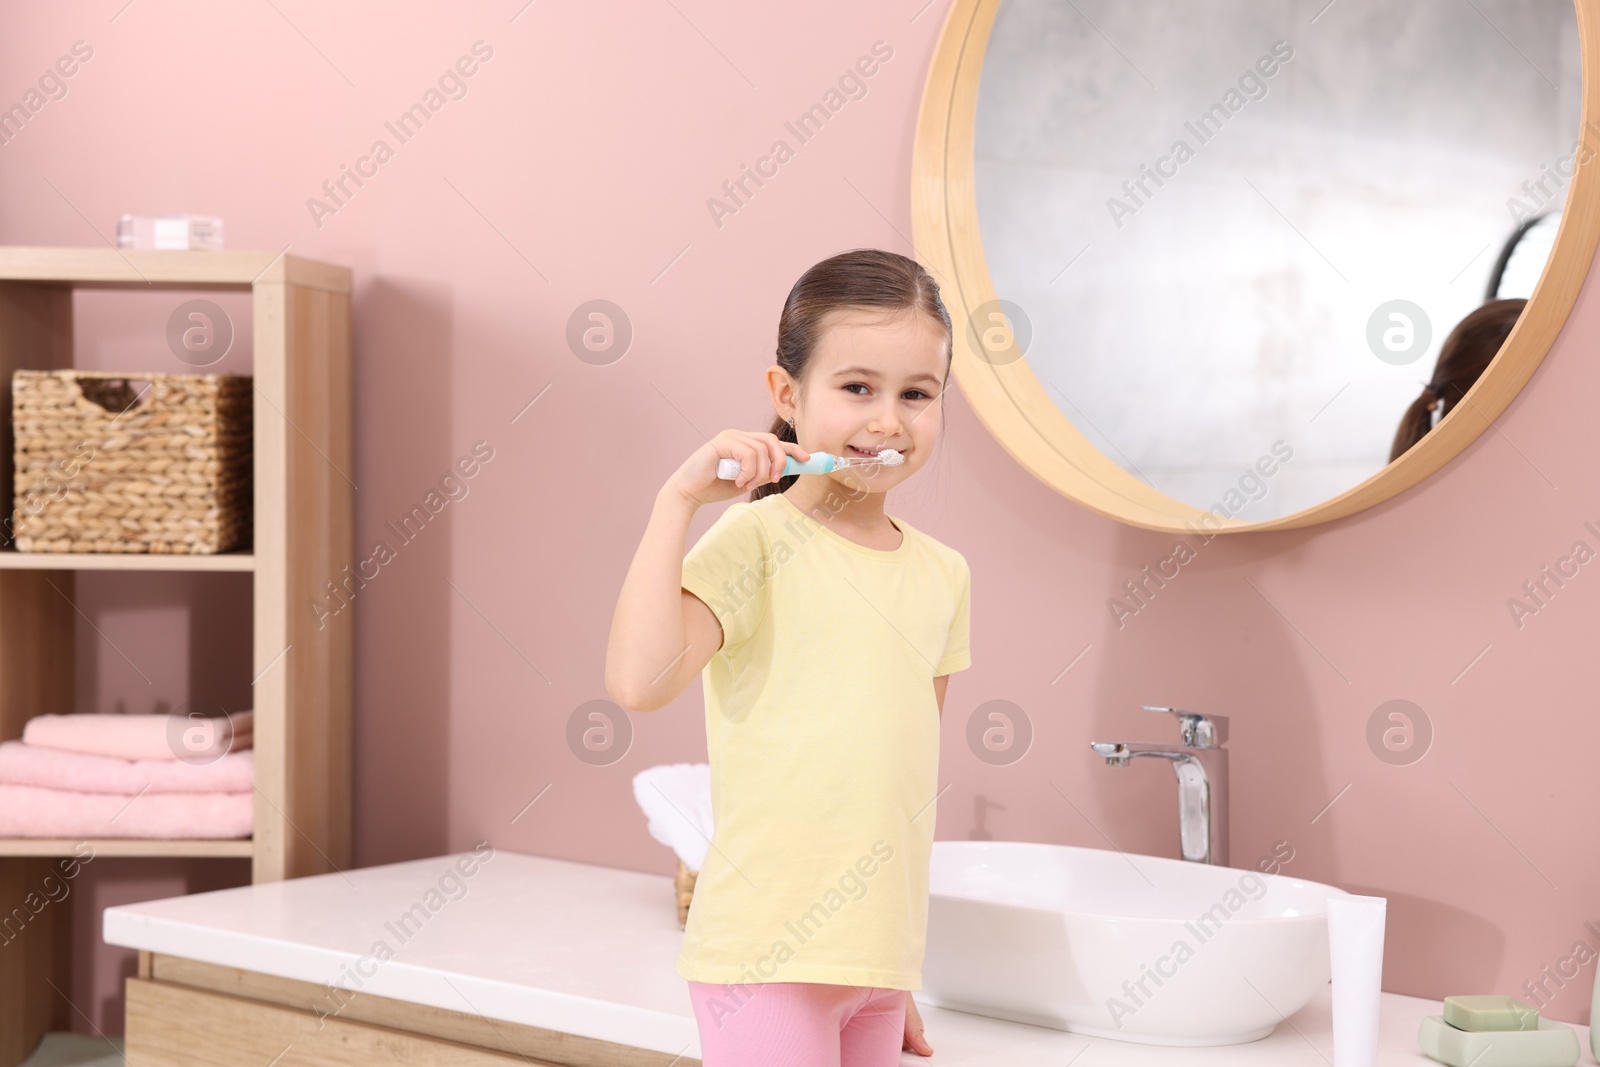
[12,370,252,555]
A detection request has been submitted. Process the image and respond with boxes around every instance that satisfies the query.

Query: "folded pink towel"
[0,741,252,795]
[0,783,252,839]
[22,710,253,762]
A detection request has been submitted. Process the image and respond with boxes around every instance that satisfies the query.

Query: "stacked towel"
[0,785,253,839]
[23,709,253,762]
[0,742,253,793]
[0,711,254,839]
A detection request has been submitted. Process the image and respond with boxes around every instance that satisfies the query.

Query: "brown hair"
[1389,298,1525,463]
[751,248,954,501]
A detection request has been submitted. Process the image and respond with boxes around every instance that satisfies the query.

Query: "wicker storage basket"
[676,858,698,929]
[11,370,252,554]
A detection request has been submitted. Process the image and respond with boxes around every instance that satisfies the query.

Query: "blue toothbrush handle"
[782,453,837,475]
[716,453,836,479]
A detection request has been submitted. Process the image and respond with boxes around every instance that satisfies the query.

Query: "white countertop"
[102,848,1590,1065]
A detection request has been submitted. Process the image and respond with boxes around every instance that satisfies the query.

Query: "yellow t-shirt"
[674,490,971,991]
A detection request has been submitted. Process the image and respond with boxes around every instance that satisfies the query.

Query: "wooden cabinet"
[124,954,690,1067]
[0,248,354,1067]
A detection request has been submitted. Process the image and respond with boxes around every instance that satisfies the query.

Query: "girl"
[606,248,971,1066]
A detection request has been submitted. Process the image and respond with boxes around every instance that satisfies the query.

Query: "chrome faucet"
[1089,705,1230,866]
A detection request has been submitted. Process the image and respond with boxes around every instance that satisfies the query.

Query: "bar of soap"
[1418,1015,1580,1067]
[1444,995,1541,1031]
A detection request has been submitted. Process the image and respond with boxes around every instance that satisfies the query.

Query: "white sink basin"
[922,840,1349,1046]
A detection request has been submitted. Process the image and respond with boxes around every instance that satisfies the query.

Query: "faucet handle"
[1142,705,1229,748]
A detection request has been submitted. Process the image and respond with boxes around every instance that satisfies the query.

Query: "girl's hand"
[902,995,933,1055]
[664,429,811,508]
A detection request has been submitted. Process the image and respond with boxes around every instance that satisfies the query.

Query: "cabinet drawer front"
[125,977,552,1067]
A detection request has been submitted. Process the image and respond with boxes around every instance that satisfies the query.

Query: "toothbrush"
[716,448,904,479]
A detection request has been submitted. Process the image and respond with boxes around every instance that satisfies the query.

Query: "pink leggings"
[687,980,907,1067]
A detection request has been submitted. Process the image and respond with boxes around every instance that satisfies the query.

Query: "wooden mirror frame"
[913,0,1600,532]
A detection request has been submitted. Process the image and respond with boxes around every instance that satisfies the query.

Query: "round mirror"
[914,0,1600,531]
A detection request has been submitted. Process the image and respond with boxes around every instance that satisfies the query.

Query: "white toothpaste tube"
[1327,893,1387,1067]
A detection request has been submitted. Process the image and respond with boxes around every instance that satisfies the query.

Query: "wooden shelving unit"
[0,248,354,1067]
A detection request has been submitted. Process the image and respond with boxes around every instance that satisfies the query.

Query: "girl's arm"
[934,675,949,719]
[605,490,716,712]
[605,430,808,712]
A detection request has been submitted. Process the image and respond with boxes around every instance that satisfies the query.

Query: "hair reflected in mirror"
[1389,298,1527,463]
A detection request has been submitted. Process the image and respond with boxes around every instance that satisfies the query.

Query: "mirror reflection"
[975,0,1581,521]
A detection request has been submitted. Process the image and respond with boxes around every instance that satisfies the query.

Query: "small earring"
[786,416,795,427]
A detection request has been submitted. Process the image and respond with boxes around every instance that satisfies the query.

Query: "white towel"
[632,762,713,872]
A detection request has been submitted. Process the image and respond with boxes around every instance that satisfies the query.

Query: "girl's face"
[778,306,949,493]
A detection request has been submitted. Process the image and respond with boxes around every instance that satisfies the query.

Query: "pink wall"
[2,0,1597,1038]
